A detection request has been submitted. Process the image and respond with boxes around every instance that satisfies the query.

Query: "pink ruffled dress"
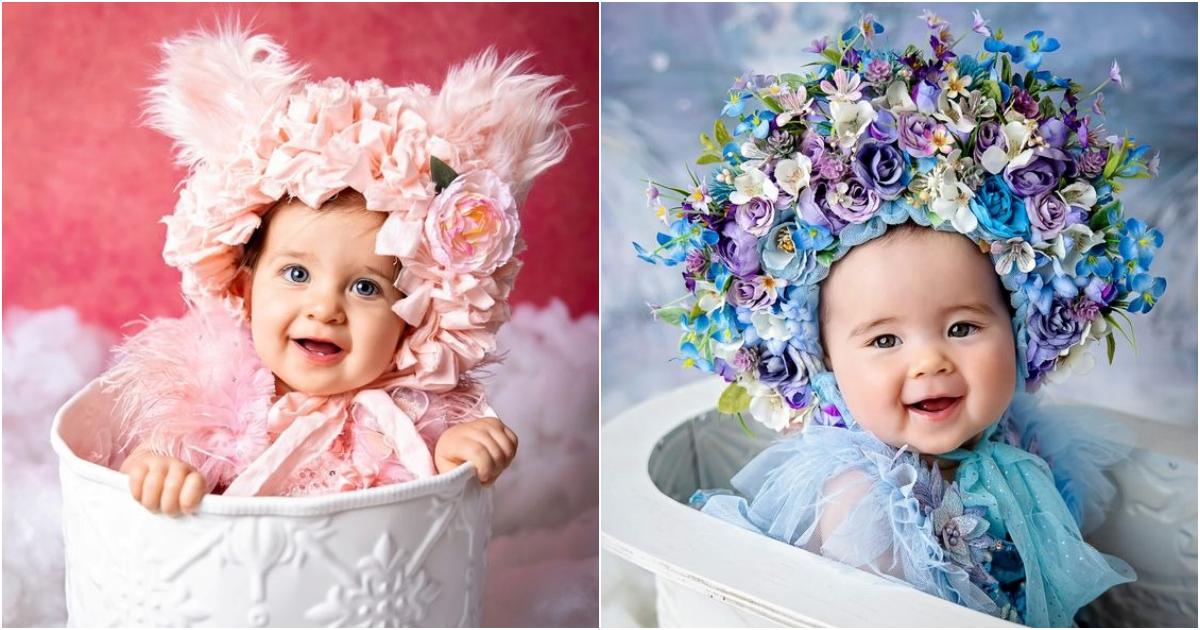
[101,304,489,497]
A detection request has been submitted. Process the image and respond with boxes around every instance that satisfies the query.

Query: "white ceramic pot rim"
[51,378,478,517]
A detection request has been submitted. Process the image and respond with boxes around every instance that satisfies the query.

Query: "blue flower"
[680,311,710,335]
[969,175,1031,241]
[722,91,750,118]
[1008,30,1060,71]
[678,342,713,372]
[734,110,772,139]
[633,219,718,266]
[1118,218,1164,264]
[1022,273,1055,317]
[794,223,834,251]
[1075,244,1115,278]
[1127,274,1166,314]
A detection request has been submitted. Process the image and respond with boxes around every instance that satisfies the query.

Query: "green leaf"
[1038,96,1056,120]
[979,80,1003,106]
[760,96,783,114]
[816,250,836,267]
[714,119,733,147]
[653,306,688,327]
[1105,333,1116,364]
[430,156,459,194]
[780,73,805,88]
[717,383,752,415]
[1000,55,1013,85]
[821,48,843,66]
[696,153,723,165]
[699,133,717,153]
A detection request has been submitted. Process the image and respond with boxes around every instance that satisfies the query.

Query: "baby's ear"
[142,18,307,169]
[431,50,573,201]
[227,267,254,320]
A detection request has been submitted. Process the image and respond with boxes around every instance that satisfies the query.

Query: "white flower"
[729,168,779,205]
[740,142,772,172]
[750,309,791,342]
[773,154,813,197]
[873,80,916,113]
[748,387,794,431]
[933,91,976,134]
[830,100,877,149]
[775,85,814,127]
[940,67,973,100]
[981,120,1034,174]
[931,169,978,234]
[1046,223,1104,272]
[1061,181,1098,209]
[1043,342,1095,385]
[991,238,1036,275]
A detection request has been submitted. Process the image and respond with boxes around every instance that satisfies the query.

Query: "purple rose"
[735,198,775,236]
[816,154,848,181]
[798,182,849,234]
[1004,148,1076,197]
[827,177,882,223]
[716,222,761,279]
[867,108,899,144]
[1027,191,1069,241]
[778,380,813,409]
[853,141,910,200]
[1078,148,1107,179]
[757,344,809,388]
[800,130,826,162]
[1038,119,1069,149]
[728,277,773,311]
[1026,297,1084,372]
[897,112,938,158]
[973,121,1005,165]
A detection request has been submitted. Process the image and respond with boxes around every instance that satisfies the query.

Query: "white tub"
[601,378,1198,627]
[51,378,491,627]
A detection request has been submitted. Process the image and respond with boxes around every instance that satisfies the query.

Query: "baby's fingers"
[465,443,499,486]
[127,461,148,503]
[140,465,165,512]
[159,464,189,517]
[180,471,207,515]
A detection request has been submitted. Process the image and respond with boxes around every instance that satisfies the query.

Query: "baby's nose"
[305,294,346,324]
[909,347,954,378]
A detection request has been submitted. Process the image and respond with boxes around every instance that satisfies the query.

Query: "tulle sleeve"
[1002,395,1135,535]
[692,427,997,616]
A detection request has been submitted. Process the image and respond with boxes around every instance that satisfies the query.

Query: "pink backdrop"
[2,3,599,330]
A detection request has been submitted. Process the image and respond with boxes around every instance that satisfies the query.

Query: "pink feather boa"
[102,304,487,495]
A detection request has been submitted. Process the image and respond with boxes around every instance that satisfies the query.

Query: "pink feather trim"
[101,303,276,492]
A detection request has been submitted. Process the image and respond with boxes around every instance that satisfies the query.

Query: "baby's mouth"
[908,397,960,413]
[294,338,343,356]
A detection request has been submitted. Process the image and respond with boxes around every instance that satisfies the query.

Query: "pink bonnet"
[144,21,571,392]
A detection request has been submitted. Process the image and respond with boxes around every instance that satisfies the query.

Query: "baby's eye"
[352,279,381,297]
[283,265,309,283]
[949,322,979,338]
[871,334,900,349]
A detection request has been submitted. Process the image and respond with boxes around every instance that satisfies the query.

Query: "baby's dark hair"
[238,188,401,283]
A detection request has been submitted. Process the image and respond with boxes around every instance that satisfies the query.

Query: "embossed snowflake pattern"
[305,533,442,626]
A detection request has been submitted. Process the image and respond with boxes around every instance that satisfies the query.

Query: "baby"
[820,222,1015,465]
[102,23,568,516]
[117,191,516,515]
[639,13,1165,627]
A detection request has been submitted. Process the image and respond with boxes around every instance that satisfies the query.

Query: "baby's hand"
[433,417,518,486]
[119,447,208,516]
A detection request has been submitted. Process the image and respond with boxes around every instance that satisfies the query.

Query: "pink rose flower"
[424,169,518,276]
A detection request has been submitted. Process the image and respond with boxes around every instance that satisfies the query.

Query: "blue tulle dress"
[693,380,1135,627]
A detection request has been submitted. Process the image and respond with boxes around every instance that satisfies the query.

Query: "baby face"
[820,227,1016,455]
[240,200,404,396]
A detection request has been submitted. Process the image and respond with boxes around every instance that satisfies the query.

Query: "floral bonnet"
[146,22,570,393]
[637,12,1165,433]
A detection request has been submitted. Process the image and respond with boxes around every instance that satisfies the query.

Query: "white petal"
[953,207,978,234]
[1016,247,1036,273]
[981,145,1008,174]
[995,251,1015,276]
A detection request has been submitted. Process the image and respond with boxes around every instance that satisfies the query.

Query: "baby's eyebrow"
[944,302,998,318]
[267,249,313,264]
[848,316,899,339]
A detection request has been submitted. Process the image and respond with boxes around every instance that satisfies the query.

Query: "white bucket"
[602,378,1198,627]
[51,378,491,627]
